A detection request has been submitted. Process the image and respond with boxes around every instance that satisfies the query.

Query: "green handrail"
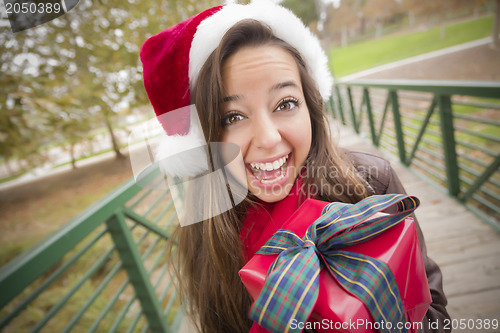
[331,79,500,231]
[0,165,183,332]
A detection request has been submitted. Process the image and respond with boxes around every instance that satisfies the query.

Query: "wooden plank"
[425,230,500,266]
[416,211,494,242]
[440,252,500,298]
[446,288,500,333]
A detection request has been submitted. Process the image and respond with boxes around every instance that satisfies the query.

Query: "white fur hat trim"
[155,105,209,178]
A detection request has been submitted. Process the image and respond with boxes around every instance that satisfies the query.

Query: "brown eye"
[228,114,241,123]
[222,112,245,126]
[276,98,298,112]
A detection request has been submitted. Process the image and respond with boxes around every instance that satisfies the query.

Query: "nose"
[251,112,281,150]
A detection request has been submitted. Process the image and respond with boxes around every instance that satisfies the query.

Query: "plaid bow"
[250,194,420,333]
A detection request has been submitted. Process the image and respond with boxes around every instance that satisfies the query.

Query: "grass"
[0,170,27,184]
[0,182,116,265]
[330,15,494,78]
[51,147,117,169]
[1,226,166,332]
[0,157,134,267]
[0,165,180,332]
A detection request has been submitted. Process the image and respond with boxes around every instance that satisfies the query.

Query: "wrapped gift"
[239,194,432,333]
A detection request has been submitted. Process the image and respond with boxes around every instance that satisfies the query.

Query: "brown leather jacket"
[346,150,451,333]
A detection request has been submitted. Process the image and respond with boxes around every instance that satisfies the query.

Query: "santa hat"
[140,0,332,178]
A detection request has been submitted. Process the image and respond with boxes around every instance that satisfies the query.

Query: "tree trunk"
[408,11,415,27]
[341,26,348,47]
[376,22,382,39]
[70,143,77,169]
[4,157,14,176]
[103,112,125,159]
[439,3,447,40]
[359,15,366,35]
[16,159,24,172]
[493,0,500,49]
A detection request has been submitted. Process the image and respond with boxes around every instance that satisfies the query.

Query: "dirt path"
[0,155,133,264]
[0,155,132,204]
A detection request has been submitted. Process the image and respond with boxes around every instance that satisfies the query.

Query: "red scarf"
[240,178,307,333]
[240,177,306,262]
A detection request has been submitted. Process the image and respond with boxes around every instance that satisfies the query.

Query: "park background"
[0,0,499,331]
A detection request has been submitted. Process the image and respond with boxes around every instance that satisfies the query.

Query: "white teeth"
[249,154,290,184]
[250,154,288,171]
[260,171,285,184]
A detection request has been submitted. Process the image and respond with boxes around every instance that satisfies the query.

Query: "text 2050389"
[5,1,62,15]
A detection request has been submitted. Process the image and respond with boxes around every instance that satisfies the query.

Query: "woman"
[140,2,450,332]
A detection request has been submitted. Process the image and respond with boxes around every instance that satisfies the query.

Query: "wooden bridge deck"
[336,123,500,332]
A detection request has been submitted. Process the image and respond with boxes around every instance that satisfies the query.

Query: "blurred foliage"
[0,0,220,171]
[0,0,494,173]
[280,0,318,26]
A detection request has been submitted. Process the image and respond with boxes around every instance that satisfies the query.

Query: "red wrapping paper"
[239,199,432,333]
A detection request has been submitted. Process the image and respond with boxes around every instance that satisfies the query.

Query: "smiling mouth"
[248,154,289,184]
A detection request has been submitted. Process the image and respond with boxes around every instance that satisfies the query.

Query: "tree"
[281,0,319,27]
[0,0,220,173]
[0,32,53,170]
[323,0,363,46]
[493,0,500,48]
[362,0,405,38]
[401,0,489,27]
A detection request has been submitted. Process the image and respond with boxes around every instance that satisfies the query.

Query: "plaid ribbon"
[250,194,420,333]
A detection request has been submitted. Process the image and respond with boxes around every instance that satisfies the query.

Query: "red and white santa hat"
[140,0,332,178]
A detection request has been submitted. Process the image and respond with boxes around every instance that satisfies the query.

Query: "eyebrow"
[270,81,298,92]
[222,81,298,103]
[223,95,241,102]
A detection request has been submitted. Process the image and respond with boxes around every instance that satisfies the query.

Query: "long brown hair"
[168,20,369,333]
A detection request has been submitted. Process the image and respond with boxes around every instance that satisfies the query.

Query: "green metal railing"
[1,79,499,332]
[328,79,500,231]
[0,166,183,332]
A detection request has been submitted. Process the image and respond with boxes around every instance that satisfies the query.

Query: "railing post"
[375,92,391,147]
[460,155,500,203]
[437,94,460,197]
[389,90,406,164]
[347,86,358,133]
[106,211,169,332]
[363,88,377,145]
[327,95,336,119]
[335,85,346,125]
[406,97,436,165]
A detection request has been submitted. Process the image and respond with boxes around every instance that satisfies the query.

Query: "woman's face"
[220,44,312,203]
